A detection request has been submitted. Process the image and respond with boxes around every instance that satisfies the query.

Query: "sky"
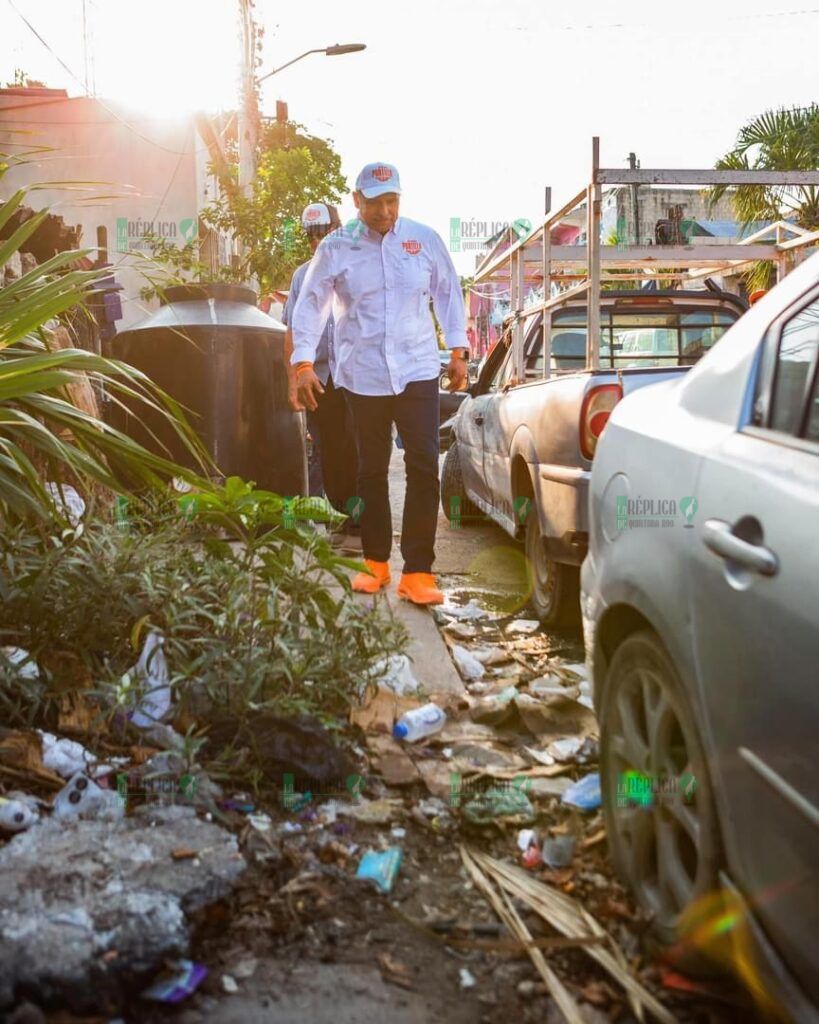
[2,0,818,273]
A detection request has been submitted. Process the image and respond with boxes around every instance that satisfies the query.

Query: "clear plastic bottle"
[393,702,446,742]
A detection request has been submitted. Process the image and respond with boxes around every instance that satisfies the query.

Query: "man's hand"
[445,348,469,392]
[295,363,325,411]
[287,377,305,411]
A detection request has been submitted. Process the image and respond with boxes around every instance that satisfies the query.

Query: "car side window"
[769,296,819,439]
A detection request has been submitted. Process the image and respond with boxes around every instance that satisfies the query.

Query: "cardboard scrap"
[350,686,421,735]
[365,734,421,787]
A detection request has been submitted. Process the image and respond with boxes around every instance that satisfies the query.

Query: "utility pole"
[237,0,259,199]
[629,152,640,246]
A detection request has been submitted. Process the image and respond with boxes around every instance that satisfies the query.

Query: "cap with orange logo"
[355,162,402,199]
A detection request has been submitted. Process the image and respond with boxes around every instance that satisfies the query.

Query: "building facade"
[0,87,235,331]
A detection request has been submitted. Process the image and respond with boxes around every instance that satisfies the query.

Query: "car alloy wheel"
[524,512,578,626]
[600,630,722,950]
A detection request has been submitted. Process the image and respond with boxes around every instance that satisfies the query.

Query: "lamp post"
[239,42,366,197]
[257,43,366,85]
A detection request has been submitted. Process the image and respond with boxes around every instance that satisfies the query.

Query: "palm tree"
[710,104,819,289]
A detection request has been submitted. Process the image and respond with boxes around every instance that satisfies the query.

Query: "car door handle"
[702,519,779,577]
[474,414,484,425]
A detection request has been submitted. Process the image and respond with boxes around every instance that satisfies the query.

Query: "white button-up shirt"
[290,216,467,396]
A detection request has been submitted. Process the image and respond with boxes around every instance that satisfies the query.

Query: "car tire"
[525,510,579,626]
[599,630,725,969]
[440,442,480,524]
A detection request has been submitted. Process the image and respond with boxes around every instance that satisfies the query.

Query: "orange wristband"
[294,361,314,377]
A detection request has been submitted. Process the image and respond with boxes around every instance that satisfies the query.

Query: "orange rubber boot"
[397,572,444,605]
[351,559,391,594]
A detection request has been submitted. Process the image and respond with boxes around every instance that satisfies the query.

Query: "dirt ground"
[121,453,753,1024]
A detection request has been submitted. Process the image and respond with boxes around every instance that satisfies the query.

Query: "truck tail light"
[580,383,622,460]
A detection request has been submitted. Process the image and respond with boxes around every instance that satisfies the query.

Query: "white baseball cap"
[355,162,401,199]
[301,202,333,228]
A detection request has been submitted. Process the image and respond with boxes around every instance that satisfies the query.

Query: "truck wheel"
[440,443,480,525]
[525,511,579,625]
[600,630,725,971]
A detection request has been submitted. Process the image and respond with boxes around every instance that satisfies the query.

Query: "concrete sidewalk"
[379,448,464,697]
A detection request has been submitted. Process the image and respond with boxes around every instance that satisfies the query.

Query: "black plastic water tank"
[110,283,306,496]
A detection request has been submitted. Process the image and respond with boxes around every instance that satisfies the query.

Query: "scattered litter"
[1,647,39,681]
[451,645,484,681]
[459,967,476,989]
[440,600,487,621]
[0,794,39,832]
[391,826,406,838]
[53,772,124,822]
[462,786,535,826]
[469,686,518,726]
[368,654,421,697]
[530,677,579,699]
[378,952,413,989]
[221,974,239,994]
[460,847,676,1024]
[351,685,422,735]
[219,795,255,814]
[393,702,446,742]
[517,828,539,852]
[527,776,573,799]
[514,693,598,740]
[355,847,403,893]
[123,631,171,728]
[559,662,589,681]
[442,621,479,641]
[522,844,543,870]
[523,745,555,766]
[39,731,97,778]
[505,619,540,635]
[247,812,273,833]
[340,798,404,826]
[547,737,586,763]
[141,960,208,1003]
[543,835,576,869]
[45,482,86,525]
[517,828,543,869]
[561,772,601,812]
[472,647,513,667]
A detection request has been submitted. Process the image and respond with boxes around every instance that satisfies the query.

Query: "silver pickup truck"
[441,288,747,624]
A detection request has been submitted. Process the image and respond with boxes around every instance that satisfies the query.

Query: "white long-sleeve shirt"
[290,216,467,396]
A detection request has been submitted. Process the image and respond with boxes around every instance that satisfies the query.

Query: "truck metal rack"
[472,137,819,378]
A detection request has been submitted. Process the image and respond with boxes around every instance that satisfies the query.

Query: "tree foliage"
[710,104,819,289]
[142,119,346,299]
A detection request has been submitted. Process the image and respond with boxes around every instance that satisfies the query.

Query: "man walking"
[282,202,360,551]
[291,163,468,604]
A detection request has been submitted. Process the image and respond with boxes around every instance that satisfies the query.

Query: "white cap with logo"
[355,162,401,199]
[301,202,333,228]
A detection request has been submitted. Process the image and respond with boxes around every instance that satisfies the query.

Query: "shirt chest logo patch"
[402,240,422,255]
[373,165,393,182]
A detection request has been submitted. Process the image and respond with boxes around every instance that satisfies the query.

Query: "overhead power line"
[5,0,198,156]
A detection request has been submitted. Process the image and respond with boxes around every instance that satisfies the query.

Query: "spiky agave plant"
[0,153,211,523]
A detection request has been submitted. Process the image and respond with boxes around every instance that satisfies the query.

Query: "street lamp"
[257,43,366,84]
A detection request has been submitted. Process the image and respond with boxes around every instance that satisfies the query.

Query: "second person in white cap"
[281,202,360,550]
[290,163,468,605]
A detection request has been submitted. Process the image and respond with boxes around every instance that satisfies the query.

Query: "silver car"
[582,253,819,1021]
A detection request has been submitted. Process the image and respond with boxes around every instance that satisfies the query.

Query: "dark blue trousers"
[344,378,440,573]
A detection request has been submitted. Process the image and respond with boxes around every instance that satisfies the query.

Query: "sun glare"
[88,0,241,117]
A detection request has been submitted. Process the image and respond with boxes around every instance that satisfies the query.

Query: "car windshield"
[524,306,738,375]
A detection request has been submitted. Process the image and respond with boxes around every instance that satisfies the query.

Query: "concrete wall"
[0,93,234,330]
[602,186,737,246]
